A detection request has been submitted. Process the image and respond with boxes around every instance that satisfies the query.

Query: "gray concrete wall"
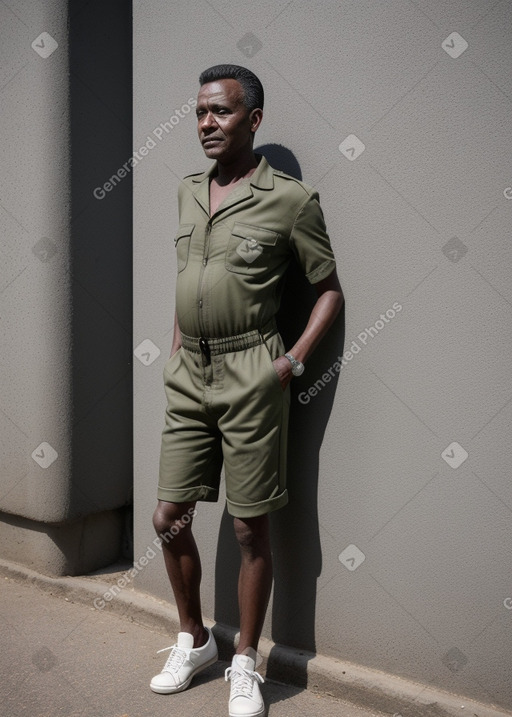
[0,0,133,574]
[141,0,508,711]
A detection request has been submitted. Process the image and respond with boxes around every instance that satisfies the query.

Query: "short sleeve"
[289,191,336,284]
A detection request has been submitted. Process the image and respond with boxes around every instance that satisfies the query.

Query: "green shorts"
[157,329,290,518]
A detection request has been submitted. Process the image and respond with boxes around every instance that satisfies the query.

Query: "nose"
[199,111,217,131]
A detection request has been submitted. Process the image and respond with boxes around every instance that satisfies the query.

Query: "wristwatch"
[285,353,305,377]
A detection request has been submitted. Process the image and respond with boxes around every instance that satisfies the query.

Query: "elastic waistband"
[180,318,278,356]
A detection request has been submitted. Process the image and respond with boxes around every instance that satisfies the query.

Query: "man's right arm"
[170,311,182,358]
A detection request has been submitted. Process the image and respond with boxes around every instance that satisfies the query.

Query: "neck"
[214,150,259,186]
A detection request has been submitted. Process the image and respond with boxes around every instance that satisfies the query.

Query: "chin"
[203,147,227,162]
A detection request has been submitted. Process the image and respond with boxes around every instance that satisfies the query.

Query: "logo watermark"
[31,32,58,59]
[441,441,468,469]
[338,544,366,571]
[237,237,263,263]
[31,441,58,469]
[298,302,402,404]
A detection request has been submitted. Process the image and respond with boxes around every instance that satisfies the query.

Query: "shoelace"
[157,644,186,673]
[225,665,264,697]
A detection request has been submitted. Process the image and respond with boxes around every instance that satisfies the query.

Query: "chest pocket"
[225,222,279,275]
[174,223,195,272]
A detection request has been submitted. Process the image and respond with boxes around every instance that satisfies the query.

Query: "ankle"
[191,625,208,648]
[235,645,258,663]
[179,622,207,648]
[196,626,209,648]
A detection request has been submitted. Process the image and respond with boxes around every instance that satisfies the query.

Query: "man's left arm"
[272,269,344,389]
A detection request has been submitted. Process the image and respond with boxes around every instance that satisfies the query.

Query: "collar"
[189,154,275,191]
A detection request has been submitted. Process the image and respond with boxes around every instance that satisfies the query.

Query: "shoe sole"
[229,708,266,717]
[150,654,218,694]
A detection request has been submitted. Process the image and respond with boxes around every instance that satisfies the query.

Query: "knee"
[233,515,269,552]
[153,501,196,536]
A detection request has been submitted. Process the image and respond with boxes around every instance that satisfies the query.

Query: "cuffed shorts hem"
[226,488,289,518]
[157,484,219,503]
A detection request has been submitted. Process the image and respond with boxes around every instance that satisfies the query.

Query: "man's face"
[196,78,261,163]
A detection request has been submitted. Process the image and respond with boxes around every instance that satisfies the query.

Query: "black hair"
[198,64,264,112]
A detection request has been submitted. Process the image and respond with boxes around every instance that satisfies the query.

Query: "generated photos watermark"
[93,506,197,610]
[93,97,197,200]
[298,301,403,404]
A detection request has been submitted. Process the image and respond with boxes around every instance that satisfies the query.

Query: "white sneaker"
[150,627,218,694]
[225,654,265,717]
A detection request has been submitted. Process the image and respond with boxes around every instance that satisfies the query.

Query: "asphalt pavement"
[0,574,384,717]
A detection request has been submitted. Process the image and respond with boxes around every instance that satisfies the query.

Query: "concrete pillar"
[0,0,133,575]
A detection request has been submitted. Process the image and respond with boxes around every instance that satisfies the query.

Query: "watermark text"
[299,302,402,404]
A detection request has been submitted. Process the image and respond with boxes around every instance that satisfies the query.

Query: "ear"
[249,108,263,133]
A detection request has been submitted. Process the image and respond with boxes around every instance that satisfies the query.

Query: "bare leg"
[152,500,207,648]
[233,514,273,655]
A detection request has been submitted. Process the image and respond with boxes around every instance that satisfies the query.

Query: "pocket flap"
[174,223,195,245]
[231,222,278,247]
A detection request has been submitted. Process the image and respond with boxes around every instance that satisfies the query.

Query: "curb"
[1,558,510,717]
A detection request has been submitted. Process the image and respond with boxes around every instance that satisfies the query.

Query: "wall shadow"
[67,0,133,560]
[214,145,345,690]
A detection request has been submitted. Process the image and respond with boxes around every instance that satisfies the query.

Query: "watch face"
[292,362,304,376]
[285,353,304,377]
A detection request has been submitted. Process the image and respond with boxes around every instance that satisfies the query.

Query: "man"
[151,64,343,717]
